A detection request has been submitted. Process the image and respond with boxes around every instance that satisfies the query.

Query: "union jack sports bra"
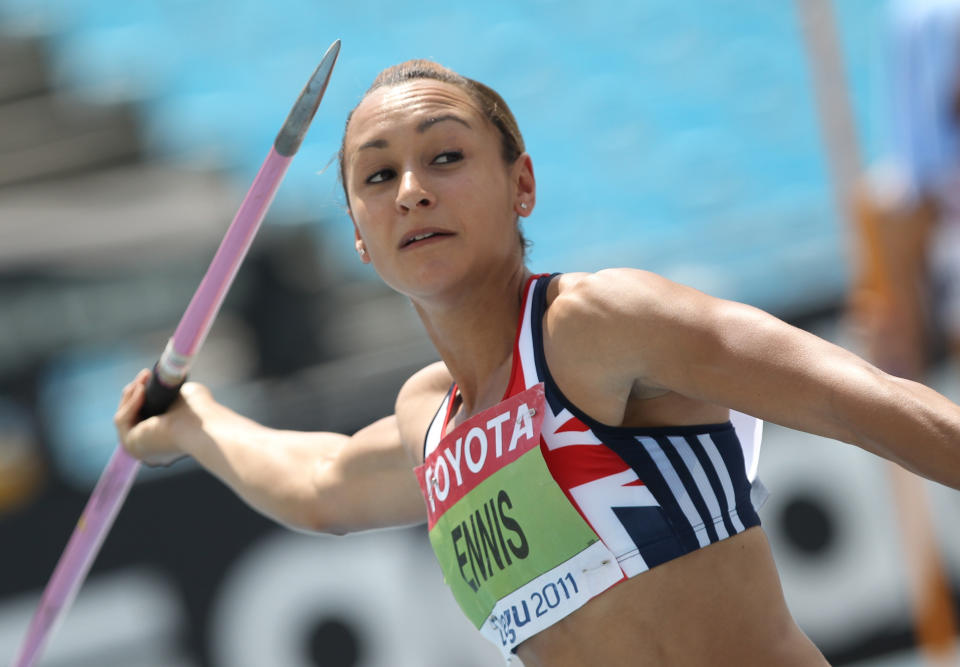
[424,273,765,581]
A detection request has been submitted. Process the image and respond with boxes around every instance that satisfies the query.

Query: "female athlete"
[115,60,960,666]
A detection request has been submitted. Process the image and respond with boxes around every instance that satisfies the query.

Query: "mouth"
[399,230,454,249]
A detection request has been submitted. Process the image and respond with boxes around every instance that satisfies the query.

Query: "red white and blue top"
[424,273,764,582]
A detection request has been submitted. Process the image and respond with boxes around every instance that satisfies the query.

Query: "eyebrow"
[357,114,472,152]
[417,114,472,132]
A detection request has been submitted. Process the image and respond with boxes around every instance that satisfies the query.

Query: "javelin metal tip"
[274,38,341,157]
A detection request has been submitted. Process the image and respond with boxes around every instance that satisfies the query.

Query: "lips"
[399,229,454,248]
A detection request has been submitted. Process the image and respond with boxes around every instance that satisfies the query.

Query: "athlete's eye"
[432,151,463,165]
[366,168,395,184]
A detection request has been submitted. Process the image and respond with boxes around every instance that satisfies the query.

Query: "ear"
[513,153,536,217]
[353,220,371,264]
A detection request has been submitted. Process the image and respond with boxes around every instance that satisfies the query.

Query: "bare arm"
[553,269,960,490]
[115,366,448,534]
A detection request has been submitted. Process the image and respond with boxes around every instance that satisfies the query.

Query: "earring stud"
[520,202,528,210]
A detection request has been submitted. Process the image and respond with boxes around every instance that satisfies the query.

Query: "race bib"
[415,384,622,657]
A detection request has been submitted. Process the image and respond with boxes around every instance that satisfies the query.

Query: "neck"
[411,262,532,415]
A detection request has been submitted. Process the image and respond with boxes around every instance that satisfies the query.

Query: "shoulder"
[544,269,726,392]
[547,268,685,329]
[394,361,453,463]
[396,361,452,410]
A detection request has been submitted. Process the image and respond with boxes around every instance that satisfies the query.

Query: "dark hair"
[339,60,531,253]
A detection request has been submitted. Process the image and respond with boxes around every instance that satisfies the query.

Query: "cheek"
[462,171,512,216]
[350,205,375,240]
[351,197,387,229]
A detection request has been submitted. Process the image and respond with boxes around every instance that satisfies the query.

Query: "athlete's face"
[343,80,534,300]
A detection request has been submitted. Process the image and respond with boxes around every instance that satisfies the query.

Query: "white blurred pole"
[794,1,959,664]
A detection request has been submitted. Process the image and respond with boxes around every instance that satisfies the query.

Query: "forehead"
[345,80,486,153]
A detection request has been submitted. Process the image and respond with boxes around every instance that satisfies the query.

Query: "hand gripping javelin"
[12,39,341,667]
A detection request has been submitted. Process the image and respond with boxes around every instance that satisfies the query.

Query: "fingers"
[113,367,208,473]
[115,370,208,466]
[117,369,151,406]
[114,386,140,435]
[118,370,150,411]
[114,369,153,448]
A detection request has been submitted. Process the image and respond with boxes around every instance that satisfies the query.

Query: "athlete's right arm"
[114,364,451,535]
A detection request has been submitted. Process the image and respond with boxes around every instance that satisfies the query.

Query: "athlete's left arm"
[556,268,960,491]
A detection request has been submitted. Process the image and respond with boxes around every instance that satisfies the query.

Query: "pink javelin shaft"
[13,39,340,667]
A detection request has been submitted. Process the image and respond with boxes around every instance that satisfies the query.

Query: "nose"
[396,170,434,212]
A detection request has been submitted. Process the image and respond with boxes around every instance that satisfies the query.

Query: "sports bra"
[420,273,765,655]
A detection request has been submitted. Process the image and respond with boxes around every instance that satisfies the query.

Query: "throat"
[447,357,516,431]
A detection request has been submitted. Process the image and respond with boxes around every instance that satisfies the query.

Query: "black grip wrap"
[139,364,186,420]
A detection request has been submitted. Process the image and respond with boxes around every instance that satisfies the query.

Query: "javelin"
[13,38,341,667]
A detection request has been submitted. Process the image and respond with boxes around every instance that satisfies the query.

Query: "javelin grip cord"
[141,367,186,420]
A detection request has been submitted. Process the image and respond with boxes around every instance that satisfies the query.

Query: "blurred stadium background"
[0,0,958,665]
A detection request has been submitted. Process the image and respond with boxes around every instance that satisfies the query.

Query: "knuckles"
[180,381,210,401]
